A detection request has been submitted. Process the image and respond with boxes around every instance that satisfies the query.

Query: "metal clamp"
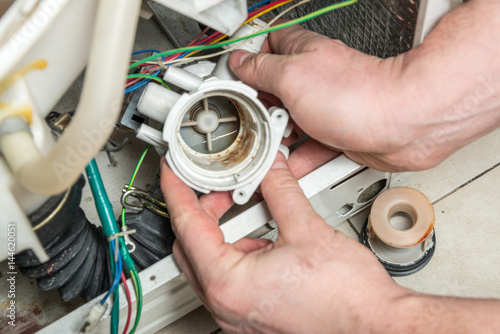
[121,185,169,218]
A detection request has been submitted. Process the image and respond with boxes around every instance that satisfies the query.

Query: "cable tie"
[156,60,168,70]
[107,229,137,242]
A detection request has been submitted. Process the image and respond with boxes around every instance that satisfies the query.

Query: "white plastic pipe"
[137,82,181,123]
[1,131,42,173]
[15,0,142,196]
[163,66,203,92]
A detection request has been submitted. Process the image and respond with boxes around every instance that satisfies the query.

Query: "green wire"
[129,270,143,334]
[121,145,151,227]
[129,0,358,70]
[118,145,149,332]
[126,74,170,89]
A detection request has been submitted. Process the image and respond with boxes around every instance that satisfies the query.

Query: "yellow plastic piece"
[0,59,47,125]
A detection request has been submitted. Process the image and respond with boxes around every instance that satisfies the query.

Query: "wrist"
[369,287,424,334]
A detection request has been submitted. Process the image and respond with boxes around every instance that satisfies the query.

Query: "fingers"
[229,50,290,97]
[172,241,209,306]
[288,139,342,179]
[199,191,234,221]
[233,237,273,253]
[160,160,232,277]
[260,152,323,242]
[229,24,331,100]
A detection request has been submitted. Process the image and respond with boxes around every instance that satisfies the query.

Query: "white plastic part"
[151,0,247,35]
[0,158,48,263]
[223,18,268,53]
[136,124,169,151]
[137,83,181,123]
[79,302,107,334]
[212,53,238,81]
[163,66,203,92]
[164,79,289,205]
[0,0,99,119]
[183,61,217,78]
[12,0,142,196]
[134,19,291,205]
[0,131,42,173]
[212,18,269,81]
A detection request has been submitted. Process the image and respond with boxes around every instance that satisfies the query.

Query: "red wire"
[121,271,132,334]
[189,27,210,46]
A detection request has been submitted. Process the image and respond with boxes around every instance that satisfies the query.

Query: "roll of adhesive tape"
[369,186,435,248]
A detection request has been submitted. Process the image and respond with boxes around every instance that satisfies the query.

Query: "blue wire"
[131,49,161,56]
[100,239,123,305]
[125,50,165,94]
[124,68,161,94]
[248,0,271,12]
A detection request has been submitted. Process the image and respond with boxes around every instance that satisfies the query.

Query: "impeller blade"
[206,132,213,151]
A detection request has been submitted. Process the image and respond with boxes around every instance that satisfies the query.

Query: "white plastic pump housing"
[135,19,288,204]
[163,79,288,204]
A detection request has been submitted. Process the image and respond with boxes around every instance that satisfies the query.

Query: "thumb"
[261,152,324,243]
[229,50,289,97]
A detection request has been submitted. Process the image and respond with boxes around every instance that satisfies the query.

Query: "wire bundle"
[123,0,357,94]
[127,0,358,73]
[85,159,142,334]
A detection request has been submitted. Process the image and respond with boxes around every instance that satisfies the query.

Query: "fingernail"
[230,50,252,69]
[271,152,289,170]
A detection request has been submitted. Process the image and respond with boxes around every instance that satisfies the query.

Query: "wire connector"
[80,302,108,333]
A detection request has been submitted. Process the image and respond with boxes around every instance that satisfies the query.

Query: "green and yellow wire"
[126,74,170,90]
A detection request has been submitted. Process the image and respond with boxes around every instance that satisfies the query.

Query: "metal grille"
[287,0,420,58]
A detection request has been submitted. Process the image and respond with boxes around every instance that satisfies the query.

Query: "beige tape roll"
[369,187,435,248]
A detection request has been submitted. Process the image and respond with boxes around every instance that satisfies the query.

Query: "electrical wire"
[142,0,292,64]
[111,287,119,334]
[125,74,170,89]
[129,270,143,334]
[86,159,143,334]
[124,0,295,93]
[129,0,358,70]
[151,0,313,68]
[121,271,133,334]
[121,144,151,227]
[125,50,164,94]
[118,145,149,332]
[100,239,123,304]
[248,0,272,12]
[247,0,292,20]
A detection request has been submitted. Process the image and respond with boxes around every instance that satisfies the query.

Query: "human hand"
[161,153,412,333]
[229,1,500,172]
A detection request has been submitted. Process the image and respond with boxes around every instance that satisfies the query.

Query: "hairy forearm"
[389,0,500,169]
